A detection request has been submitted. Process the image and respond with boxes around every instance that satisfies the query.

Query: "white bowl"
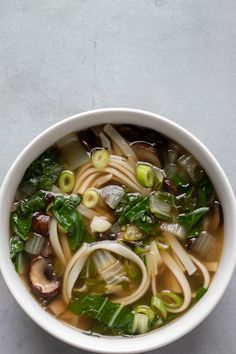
[0,108,235,353]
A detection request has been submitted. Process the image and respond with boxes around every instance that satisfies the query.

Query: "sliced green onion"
[132,313,149,334]
[91,148,109,169]
[135,305,155,322]
[157,291,183,309]
[152,316,163,327]
[151,295,167,320]
[82,188,99,208]
[59,170,75,193]
[136,164,154,188]
[24,233,45,255]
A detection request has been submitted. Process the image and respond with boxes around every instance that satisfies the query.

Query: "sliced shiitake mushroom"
[32,212,50,236]
[79,129,102,152]
[130,141,161,167]
[29,256,60,298]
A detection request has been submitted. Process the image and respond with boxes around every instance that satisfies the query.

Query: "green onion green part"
[82,188,99,208]
[59,170,75,193]
[136,164,154,188]
[91,148,109,169]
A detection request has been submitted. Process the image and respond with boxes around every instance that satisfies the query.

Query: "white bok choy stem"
[62,241,149,306]
[161,250,192,313]
[164,232,197,275]
[92,250,128,285]
[190,255,210,288]
[49,218,66,267]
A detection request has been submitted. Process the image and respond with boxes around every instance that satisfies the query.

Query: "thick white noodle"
[63,241,149,306]
[77,204,100,219]
[161,250,192,313]
[164,232,197,275]
[103,124,137,160]
[59,233,72,262]
[49,218,66,267]
[190,255,210,288]
[94,174,113,188]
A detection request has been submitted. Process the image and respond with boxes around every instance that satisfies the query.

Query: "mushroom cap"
[29,256,60,298]
[130,141,161,167]
[32,212,50,236]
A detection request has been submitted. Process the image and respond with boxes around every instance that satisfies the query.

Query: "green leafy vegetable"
[10,236,25,260]
[20,150,63,195]
[115,193,154,234]
[52,194,85,250]
[69,295,134,334]
[192,287,208,305]
[11,213,32,241]
[16,190,46,215]
[177,207,209,233]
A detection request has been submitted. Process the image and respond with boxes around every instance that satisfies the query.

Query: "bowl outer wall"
[0,108,235,354]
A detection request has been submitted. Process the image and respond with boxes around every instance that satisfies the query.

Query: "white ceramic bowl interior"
[0,109,235,353]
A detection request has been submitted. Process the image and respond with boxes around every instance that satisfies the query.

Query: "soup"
[10,124,223,336]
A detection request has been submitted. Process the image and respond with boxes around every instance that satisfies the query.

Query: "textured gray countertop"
[0,1,236,353]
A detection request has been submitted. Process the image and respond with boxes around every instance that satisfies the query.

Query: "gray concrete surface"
[0,0,236,353]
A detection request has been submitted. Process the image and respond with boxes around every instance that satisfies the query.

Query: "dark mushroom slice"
[29,256,60,298]
[78,129,102,152]
[130,141,161,167]
[97,232,118,241]
[32,211,50,236]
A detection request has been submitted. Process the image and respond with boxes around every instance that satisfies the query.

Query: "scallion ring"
[135,305,155,322]
[59,170,75,193]
[136,164,154,188]
[82,188,99,208]
[151,295,167,319]
[91,148,109,169]
[157,290,183,309]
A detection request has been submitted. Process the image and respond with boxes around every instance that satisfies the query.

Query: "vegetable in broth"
[9,124,223,336]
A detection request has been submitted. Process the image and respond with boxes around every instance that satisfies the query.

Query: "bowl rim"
[0,108,236,354]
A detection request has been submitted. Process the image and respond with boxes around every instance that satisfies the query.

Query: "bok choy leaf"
[115,193,155,234]
[20,150,63,195]
[69,294,135,334]
[52,194,86,250]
